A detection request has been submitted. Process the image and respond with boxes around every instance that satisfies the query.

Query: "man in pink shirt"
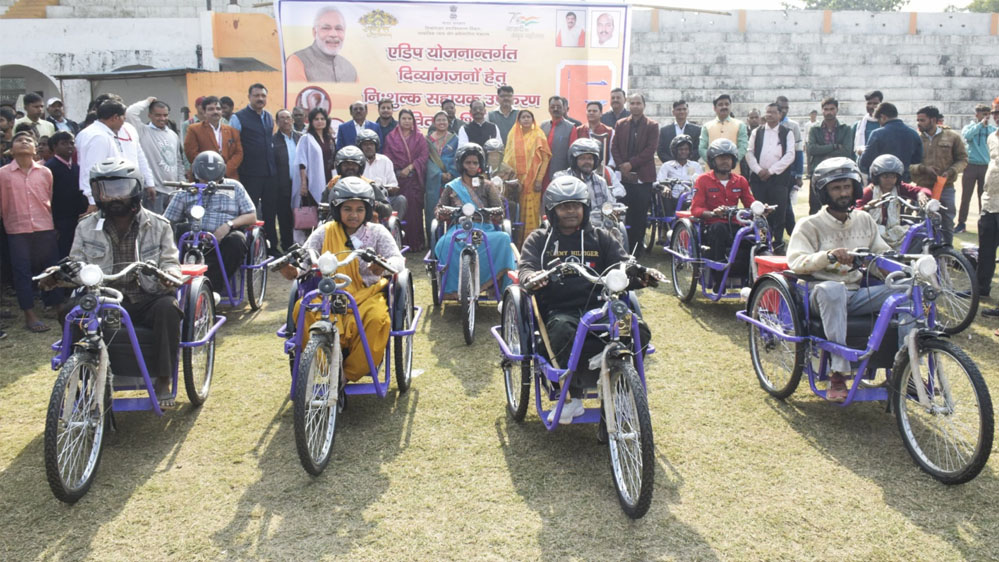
[0,131,63,332]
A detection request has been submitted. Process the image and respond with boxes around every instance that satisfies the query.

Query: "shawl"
[503,122,551,189]
[384,126,429,187]
[426,131,458,176]
[291,133,329,207]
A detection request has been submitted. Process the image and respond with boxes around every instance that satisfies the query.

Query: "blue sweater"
[858,119,923,181]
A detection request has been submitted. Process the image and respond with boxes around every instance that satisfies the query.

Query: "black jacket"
[46,117,80,136]
[519,225,628,316]
[657,122,701,163]
[272,130,301,193]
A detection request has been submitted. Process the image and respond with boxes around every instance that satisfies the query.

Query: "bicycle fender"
[309,320,335,335]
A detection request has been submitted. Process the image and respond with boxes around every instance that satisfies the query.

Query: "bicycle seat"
[674,210,693,220]
[754,255,787,276]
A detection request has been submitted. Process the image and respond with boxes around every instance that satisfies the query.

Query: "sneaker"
[827,372,848,402]
[547,398,585,425]
[982,307,999,318]
[954,223,966,234]
[213,292,222,306]
[0,328,7,340]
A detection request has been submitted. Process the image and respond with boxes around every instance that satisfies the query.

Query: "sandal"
[827,372,849,403]
[25,321,50,333]
[155,380,176,408]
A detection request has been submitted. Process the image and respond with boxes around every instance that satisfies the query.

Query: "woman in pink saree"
[383,109,430,250]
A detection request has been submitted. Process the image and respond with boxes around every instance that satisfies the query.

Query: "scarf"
[320,221,388,304]
[503,122,551,187]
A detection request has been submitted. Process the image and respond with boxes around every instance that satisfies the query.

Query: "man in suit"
[657,99,701,164]
[271,109,300,254]
[335,101,381,151]
[45,98,79,135]
[183,95,243,180]
[230,83,277,247]
[610,93,658,254]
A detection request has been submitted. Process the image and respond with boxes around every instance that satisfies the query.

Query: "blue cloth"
[424,135,459,237]
[335,120,381,151]
[233,106,276,177]
[962,121,997,166]
[858,119,923,180]
[434,178,515,294]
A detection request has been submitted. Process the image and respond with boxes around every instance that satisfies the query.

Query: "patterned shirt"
[105,218,145,303]
[163,179,256,232]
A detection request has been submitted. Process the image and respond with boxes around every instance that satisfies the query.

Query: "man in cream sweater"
[786,157,911,401]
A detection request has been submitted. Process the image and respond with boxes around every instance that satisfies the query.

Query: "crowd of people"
[1,81,999,346]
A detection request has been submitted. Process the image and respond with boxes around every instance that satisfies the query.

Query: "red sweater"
[690,171,755,224]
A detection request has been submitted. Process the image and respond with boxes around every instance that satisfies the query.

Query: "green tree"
[783,0,909,10]
[964,0,999,11]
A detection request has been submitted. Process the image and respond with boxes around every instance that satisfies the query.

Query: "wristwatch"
[226,220,234,229]
[826,251,837,264]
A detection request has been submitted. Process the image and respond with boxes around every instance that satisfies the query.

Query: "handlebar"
[438,205,504,221]
[162,180,235,194]
[522,259,665,292]
[269,245,399,276]
[32,260,182,287]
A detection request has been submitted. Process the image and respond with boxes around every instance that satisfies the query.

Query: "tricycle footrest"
[541,407,602,424]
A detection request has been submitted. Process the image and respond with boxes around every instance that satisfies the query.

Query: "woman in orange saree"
[503,109,551,245]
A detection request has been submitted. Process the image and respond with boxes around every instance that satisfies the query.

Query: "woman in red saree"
[384,109,430,250]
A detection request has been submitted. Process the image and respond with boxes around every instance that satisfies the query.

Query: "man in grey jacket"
[126,97,184,214]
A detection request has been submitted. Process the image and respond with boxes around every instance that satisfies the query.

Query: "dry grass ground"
[1,195,997,561]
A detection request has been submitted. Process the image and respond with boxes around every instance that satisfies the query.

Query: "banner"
[276,0,630,128]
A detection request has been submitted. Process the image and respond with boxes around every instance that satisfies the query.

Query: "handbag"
[294,194,319,229]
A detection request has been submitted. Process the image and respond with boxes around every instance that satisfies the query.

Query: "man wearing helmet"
[68,157,183,404]
[519,175,654,424]
[323,145,395,222]
[356,129,405,218]
[787,157,909,402]
[433,143,516,294]
[656,133,703,216]
[163,151,258,293]
[281,176,404,381]
[553,138,620,232]
[856,154,931,248]
[690,138,756,284]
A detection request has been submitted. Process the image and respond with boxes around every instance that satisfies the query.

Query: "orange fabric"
[504,122,551,241]
[183,121,244,180]
[286,54,307,83]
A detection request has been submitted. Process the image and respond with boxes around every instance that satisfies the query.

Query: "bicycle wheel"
[501,289,531,422]
[891,338,993,484]
[247,228,268,311]
[294,332,341,476]
[459,251,477,345]
[393,273,415,393]
[929,247,978,335]
[670,221,698,302]
[747,278,804,399]
[429,264,441,307]
[387,216,404,251]
[605,358,654,519]
[183,276,216,406]
[642,221,658,255]
[44,352,109,503]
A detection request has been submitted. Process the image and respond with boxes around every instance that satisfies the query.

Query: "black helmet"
[334,145,366,177]
[355,128,380,151]
[869,154,904,187]
[543,175,590,229]
[330,176,375,223]
[568,138,601,173]
[812,157,863,207]
[706,138,738,171]
[455,143,485,173]
[90,157,142,215]
[483,138,504,155]
[192,151,226,182]
[669,134,694,158]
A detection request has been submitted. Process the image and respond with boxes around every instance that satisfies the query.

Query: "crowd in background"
[1,82,998,338]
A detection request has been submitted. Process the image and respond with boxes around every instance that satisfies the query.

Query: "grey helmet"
[868,154,904,186]
[706,138,739,171]
[355,128,380,151]
[669,134,694,158]
[330,176,375,223]
[812,156,863,206]
[568,138,601,173]
[483,138,504,155]
[334,145,366,177]
[90,157,142,213]
[543,175,590,229]
[191,151,226,183]
[455,142,485,173]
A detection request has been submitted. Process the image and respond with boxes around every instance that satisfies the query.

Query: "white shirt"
[75,120,156,202]
[746,124,795,176]
[656,160,703,197]
[457,120,500,147]
[363,154,399,189]
[209,121,223,150]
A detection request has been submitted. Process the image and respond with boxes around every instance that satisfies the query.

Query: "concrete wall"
[630,10,999,130]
